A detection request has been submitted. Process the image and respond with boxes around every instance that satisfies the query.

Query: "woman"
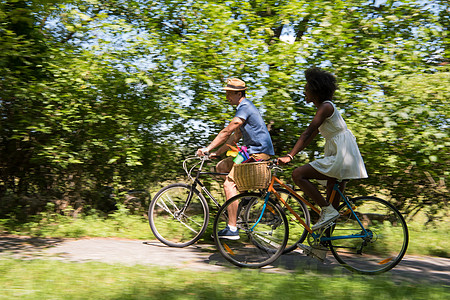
[278,67,368,231]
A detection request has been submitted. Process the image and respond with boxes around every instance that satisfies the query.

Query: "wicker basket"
[233,161,271,191]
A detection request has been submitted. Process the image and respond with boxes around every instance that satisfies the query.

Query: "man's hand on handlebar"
[209,152,220,159]
[196,148,220,159]
[196,148,209,157]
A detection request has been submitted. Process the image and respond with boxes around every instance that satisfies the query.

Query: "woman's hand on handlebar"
[277,156,292,165]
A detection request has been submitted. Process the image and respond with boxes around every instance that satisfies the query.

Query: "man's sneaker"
[311,205,339,231]
[217,226,240,240]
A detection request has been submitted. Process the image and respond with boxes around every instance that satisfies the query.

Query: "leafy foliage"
[0,0,448,222]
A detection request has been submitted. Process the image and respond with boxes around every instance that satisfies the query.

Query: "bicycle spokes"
[328,196,408,274]
[213,193,288,268]
[149,184,209,247]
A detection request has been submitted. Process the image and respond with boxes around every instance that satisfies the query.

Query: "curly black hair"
[304,67,337,102]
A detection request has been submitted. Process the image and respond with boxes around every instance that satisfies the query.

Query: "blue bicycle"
[213,160,409,274]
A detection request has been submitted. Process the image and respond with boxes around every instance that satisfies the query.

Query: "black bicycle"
[148,155,227,247]
[148,155,310,252]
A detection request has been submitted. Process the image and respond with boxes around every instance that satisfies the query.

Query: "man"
[196,78,275,239]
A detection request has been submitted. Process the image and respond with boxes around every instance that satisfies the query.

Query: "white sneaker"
[311,205,339,231]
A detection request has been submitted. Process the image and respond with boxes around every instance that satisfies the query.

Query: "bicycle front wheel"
[329,196,409,275]
[148,183,209,247]
[213,192,288,268]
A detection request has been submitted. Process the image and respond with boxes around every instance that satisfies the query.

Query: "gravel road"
[1,235,449,286]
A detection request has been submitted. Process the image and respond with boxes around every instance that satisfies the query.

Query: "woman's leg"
[326,179,347,209]
[292,164,333,208]
[293,164,341,230]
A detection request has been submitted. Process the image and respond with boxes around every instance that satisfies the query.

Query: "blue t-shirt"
[234,98,275,155]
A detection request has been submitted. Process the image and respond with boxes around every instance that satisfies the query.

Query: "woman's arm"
[280,102,333,163]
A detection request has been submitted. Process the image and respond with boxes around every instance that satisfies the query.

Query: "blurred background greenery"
[0,1,448,227]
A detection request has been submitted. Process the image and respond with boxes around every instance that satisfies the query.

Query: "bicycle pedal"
[310,248,327,262]
[311,243,328,250]
[297,243,312,256]
[324,221,336,229]
[298,243,327,262]
[315,222,335,234]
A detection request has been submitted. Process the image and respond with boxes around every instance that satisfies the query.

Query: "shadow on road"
[0,235,63,257]
[1,235,449,286]
[173,240,450,286]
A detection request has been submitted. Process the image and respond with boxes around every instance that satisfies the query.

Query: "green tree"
[0,0,447,222]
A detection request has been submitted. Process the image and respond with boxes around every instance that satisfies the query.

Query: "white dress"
[309,101,368,181]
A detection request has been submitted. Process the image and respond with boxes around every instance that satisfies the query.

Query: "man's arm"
[214,127,243,156]
[197,117,244,156]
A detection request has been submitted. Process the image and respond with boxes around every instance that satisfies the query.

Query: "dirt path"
[1,235,449,286]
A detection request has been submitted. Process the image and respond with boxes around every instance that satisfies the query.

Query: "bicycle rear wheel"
[213,192,288,268]
[148,183,209,247]
[328,196,408,274]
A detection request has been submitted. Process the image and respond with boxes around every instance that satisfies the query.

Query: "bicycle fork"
[250,192,272,231]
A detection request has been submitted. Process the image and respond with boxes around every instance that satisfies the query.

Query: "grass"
[407,221,449,257]
[0,205,151,240]
[0,258,447,300]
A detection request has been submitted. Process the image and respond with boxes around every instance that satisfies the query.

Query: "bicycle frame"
[180,156,227,215]
[264,173,373,243]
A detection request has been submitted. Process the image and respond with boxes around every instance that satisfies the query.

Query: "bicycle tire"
[148,183,209,247]
[242,189,310,254]
[213,192,288,268]
[328,196,409,274]
[273,188,310,253]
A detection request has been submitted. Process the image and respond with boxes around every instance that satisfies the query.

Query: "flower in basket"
[226,144,240,157]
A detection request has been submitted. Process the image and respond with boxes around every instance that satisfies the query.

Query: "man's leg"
[223,177,239,227]
[216,157,234,180]
[216,157,239,230]
[224,153,271,227]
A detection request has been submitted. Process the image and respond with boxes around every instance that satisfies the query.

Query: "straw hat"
[223,78,247,91]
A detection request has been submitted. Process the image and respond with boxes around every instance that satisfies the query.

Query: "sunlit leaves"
[0,0,448,220]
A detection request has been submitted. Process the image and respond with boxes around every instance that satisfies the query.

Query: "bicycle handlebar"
[268,159,284,173]
[184,154,284,180]
[183,154,215,182]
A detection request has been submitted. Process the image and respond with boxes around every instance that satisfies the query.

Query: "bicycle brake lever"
[195,148,210,159]
[270,162,283,172]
